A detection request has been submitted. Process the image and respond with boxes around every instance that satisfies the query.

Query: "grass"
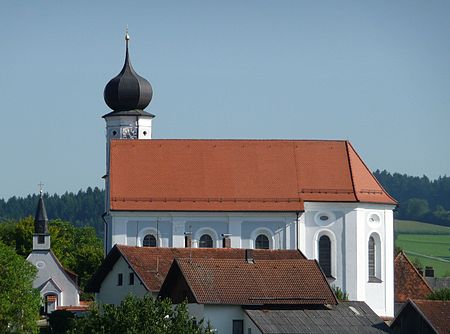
[394,220,450,277]
[394,219,450,235]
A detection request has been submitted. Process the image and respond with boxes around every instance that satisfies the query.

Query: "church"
[97,32,397,318]
[27,191,81,313]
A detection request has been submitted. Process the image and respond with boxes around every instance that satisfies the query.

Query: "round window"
[368,213,381,226]
[314,212,335,226]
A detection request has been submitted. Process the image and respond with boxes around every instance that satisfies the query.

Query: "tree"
[68,295,210,334]
[0,217,103,292]
[427,288,450,301]
[0,241,40,333]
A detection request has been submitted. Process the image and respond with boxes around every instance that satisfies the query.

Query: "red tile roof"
[159,258,338,306]
[394,251,433,303]
[411,300,450,334]
[109,140,396,211]
[86,245,305,293]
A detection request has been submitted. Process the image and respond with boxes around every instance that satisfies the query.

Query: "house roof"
[391,299,450,334]
[394,251,432,303]
[158,257,338,305]
[244,301,391,333]
[86,245,305,293]
[109,140,396,212]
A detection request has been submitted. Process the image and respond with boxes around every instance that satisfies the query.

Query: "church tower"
[103,30,154,212]
[32,190,50,250]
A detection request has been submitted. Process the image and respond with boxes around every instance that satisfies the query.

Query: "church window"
[318,235,332,277]
[38,235,45,244]
[143,234,157,247]
[129,272,134,285]
[117,273,123,286]
[199,234,213,248]
[255,234,270,249]
[143,131,147,136]
[368,233,382,282]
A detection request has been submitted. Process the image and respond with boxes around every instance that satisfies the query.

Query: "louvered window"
[143,234,156,247]
[318,235,332,277]
[368,236,376,278]
[199,234,213,248]
[255,234,270,249]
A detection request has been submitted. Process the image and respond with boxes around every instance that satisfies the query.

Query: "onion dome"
[104,31,153,112]
[34,190,49,234]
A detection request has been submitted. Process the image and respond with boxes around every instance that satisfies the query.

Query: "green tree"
[0,217,103,291]
[427,288,450,301]
[68,295,210,334]
[0,241,41,333]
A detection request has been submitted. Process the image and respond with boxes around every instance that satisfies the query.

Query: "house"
[157,256,391,333]
[244,302,391,334]
[86,245,306,304]
[391,299,449,334]
[97,32,397,317]
[26,191,81,313]
[394,251,433,314]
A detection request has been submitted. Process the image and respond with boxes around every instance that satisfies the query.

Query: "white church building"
[27,191,80,313]
[99,33,397,317]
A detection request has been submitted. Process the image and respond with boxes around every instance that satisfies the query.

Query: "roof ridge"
[346,141,397,205]
[344,141,359,202]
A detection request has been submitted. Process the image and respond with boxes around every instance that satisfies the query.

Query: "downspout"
[101,212,108,258]
[296,211,300,250]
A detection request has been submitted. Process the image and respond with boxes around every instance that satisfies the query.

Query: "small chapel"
[26,190,80,313]
[94,32,397,318]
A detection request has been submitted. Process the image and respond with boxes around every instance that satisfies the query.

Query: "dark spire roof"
[104,31,153,112]
[34,190,49,234]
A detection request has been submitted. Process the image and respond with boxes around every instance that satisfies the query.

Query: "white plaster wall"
[244,312,262,334]
[97,256,150,305]
[301,202,395,318]
[27,251,79,306]
[203,305,244,334]
[107,212,298,253]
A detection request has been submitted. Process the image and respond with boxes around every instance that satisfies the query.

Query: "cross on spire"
[38,181,44,195]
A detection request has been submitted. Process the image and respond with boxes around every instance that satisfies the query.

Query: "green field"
[394,220,450,277]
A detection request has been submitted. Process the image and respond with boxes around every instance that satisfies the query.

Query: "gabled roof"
[158,258,337,305]
[109,140,396,212]
[86,245,305,293]
[245,301,391,333]
[394,251,432,303]
[391,299,450,334]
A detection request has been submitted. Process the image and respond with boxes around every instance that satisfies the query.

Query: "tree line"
[0,171,449,234]
[374,170,450,227]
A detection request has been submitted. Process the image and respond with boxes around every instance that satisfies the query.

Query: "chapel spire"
[34,189,49,234]
[33,186,51,250]
[103,29,153,112]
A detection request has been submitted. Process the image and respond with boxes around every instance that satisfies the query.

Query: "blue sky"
[1,1,449,199]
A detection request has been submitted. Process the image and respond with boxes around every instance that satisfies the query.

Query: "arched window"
[368,236,376,279]
[143,234,157,247]
[199,234,213,248]
[318,235,332,277]
[255,234,270,249]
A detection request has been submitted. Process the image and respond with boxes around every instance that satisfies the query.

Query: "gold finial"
[38,181,44,195]
[125,25,130,41]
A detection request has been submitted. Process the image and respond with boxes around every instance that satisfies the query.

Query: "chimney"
[245,249,254,263]
[222,234,231,248]
[184,232,192,248]
[425,266,434,277]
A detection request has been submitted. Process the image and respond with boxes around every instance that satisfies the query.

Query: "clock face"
[121,127,138,139]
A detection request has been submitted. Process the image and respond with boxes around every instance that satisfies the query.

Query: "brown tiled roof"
[394,251,432,302]
[109,140,396,211]
[86,245,305,293]
[412,300,450,334]
[159,258,337,306]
